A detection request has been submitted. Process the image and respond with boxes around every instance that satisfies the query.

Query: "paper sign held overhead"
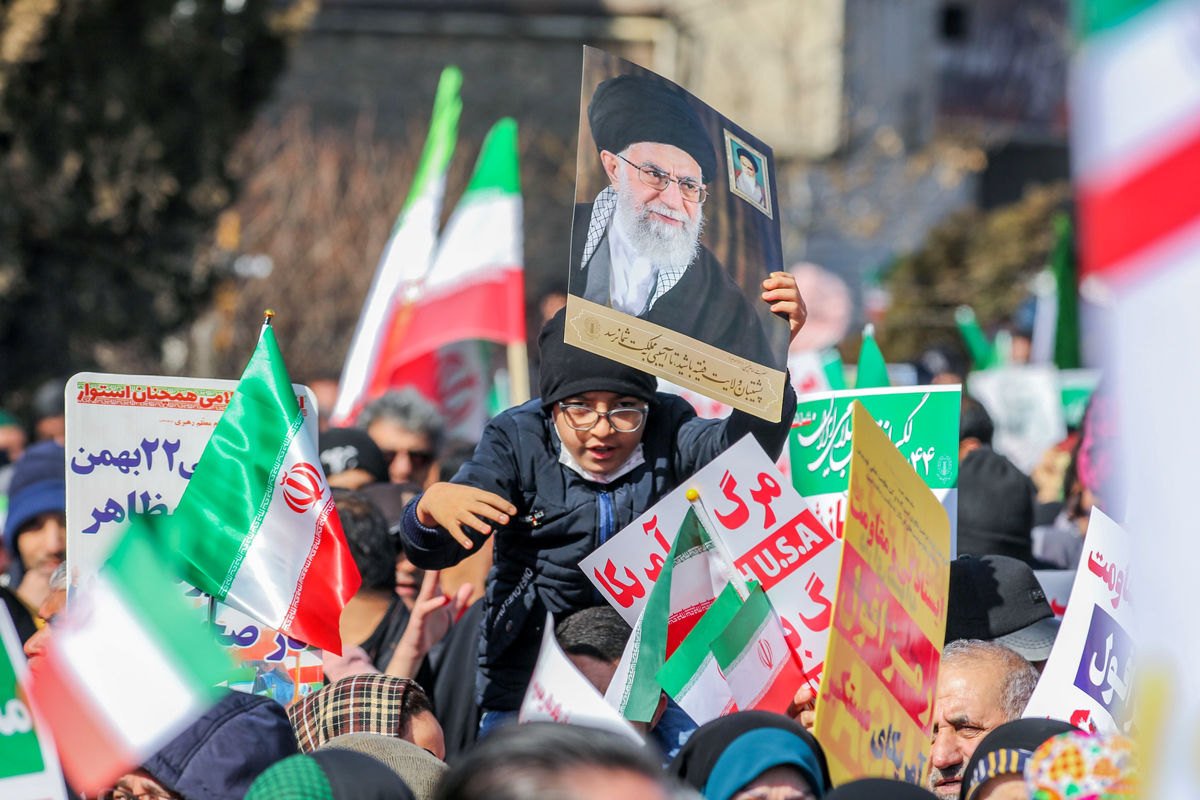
[582,435,841,685]
[1024,509,1133,734]
[815,401,950,786]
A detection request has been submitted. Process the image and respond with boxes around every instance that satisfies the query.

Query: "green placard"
[0,642,44,778]
[789,386,961,497]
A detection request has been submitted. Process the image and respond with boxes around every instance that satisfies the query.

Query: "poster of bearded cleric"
[563,47,790,421]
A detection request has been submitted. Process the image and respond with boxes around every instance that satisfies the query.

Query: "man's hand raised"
[762,271,808,344]
[415,482,517,550]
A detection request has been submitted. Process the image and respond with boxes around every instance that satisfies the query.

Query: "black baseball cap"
[946,554,1060,662]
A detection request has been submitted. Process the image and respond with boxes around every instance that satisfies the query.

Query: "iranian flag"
[24,523,229,794]
[372,117,525,382]
[331,66,462,426]
[656,582,742,725]
[605,508,733,723]
[165,322,361,655]
[711,584,806,714]
[1072,2,1200,797]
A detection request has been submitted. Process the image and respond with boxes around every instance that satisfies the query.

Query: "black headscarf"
[668,711,832,800]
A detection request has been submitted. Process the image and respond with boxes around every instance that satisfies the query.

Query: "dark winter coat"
[400,389,796,711]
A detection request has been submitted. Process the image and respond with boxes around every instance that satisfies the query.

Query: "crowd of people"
[0,282,1132,798]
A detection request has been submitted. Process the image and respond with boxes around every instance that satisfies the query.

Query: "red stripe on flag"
[374,269,525,385]
[282,499,361,654]
[26,649,135,794]
[751,654,808,714]
[1079,121,1200,282]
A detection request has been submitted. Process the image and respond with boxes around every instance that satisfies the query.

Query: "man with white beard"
[570,73,788,368]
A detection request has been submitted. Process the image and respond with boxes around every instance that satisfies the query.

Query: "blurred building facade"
[250,0,1068,342]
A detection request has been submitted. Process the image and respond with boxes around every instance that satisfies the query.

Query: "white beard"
[612,175,704,269]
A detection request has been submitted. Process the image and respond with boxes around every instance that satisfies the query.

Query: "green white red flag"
[331,66,462,426]
[1072,2,1200,797]
[710,583,807,714]
[375,117,525,381]
[656,582,742,724]
[24,522,229,794]
[605,508,733,723]
[162,323,361,654]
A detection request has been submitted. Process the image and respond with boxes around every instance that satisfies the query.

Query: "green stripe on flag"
[657,583,742,696]
[107,519,232,692]
[400,66,463,217]
[1077,0,1161,38]
[621,508,710,722]
[1051,213,1082,370]
[711,583,772,672]
[169,326,303,598]
[465,117,520,195]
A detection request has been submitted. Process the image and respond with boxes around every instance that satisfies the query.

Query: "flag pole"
[685,488,749,600]
[507,341,530,405]
[262,309,275,330]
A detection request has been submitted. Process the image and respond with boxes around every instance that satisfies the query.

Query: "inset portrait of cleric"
[726,133,772,217]
[567,67,789,373]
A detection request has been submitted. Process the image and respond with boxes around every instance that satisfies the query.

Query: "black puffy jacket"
[401,388,796,711]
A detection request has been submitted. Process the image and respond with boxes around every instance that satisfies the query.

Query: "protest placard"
[815,401,950,786]
[1024,509,1132,734]
[65,372,324,704]
[519,613,642,743]
[563,47,791,421]
[582,435,840,683]
[0,609,68,800]
[789,386,960,555]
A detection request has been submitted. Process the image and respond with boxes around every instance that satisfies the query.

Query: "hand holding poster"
[789,386,960,554]
[814,401,950,786]
[582,435,840,682]
[519,613,642,744]
[563,47,791,420]
[1024,509,1133,734]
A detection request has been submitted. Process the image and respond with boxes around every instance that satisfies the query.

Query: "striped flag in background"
[331,66,463,427]
[1071,1,1200,797]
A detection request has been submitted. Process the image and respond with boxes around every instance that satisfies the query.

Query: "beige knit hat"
[318,733,447,800]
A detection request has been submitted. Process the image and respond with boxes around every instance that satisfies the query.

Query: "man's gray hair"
[49,562,68,593]
[942,638,1039,719]
[357,388,445,452]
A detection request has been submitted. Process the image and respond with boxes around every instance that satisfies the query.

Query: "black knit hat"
[588,73,718,182]
[538,309,656,408]
[956,446,1035,563]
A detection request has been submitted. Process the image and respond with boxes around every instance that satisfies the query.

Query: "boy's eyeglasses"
[557,403,647,433]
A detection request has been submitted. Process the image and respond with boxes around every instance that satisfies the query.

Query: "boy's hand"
[787,683,817,732]
[762,271,807,343]
[416,482,517,549]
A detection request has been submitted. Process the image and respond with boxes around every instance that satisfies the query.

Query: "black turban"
[587,73,718,182]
